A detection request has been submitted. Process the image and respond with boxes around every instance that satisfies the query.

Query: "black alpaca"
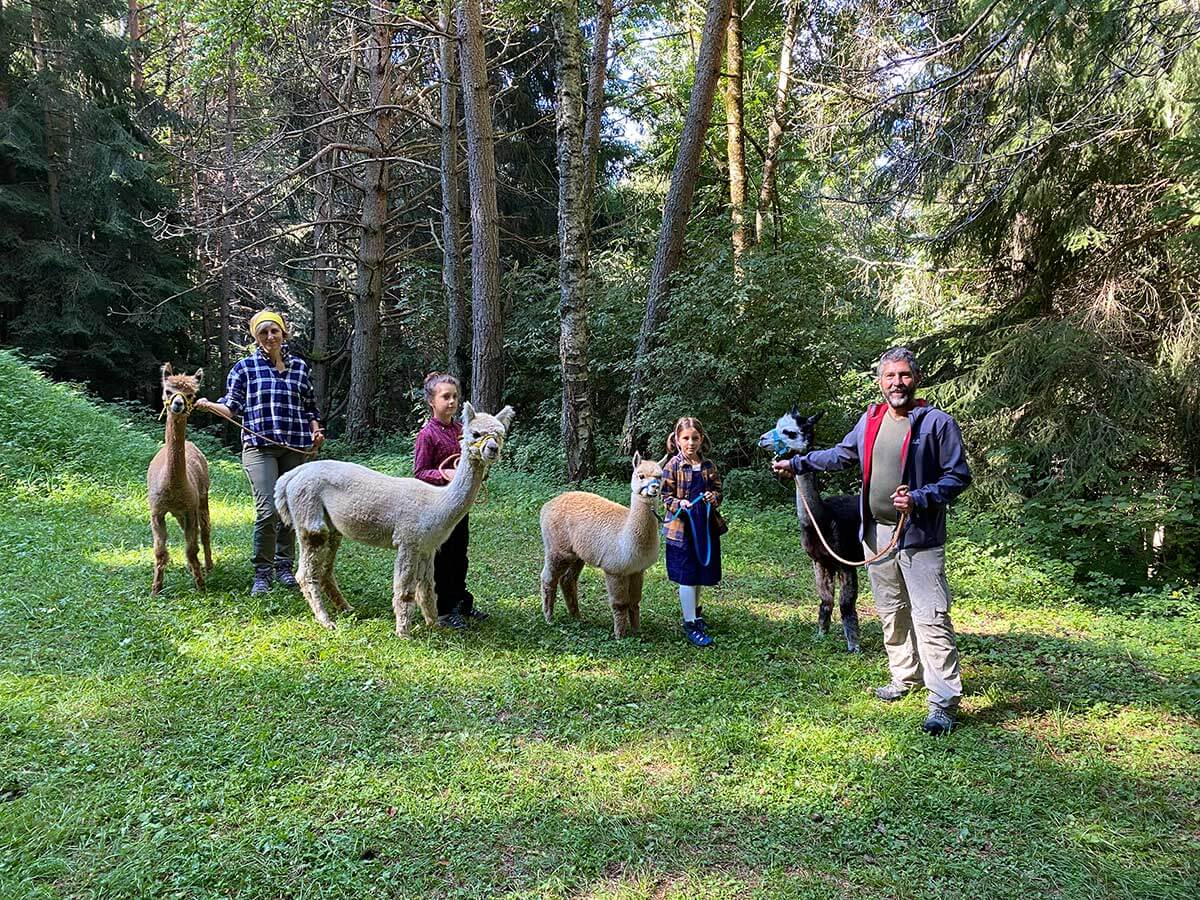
[760,408,863,652]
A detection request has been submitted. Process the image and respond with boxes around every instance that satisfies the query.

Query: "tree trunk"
[622,0,732,452]
[0,0,9,111]
[457,0,503,413]
[30,0,61,226]
[555,0,594,481]
[310,79,335,417]
[755,0,800,244]
[345,9,395,443]
[723,0,748,277]
[219,55,235,393]
[581,0,614,254]
[440,0,469,381]
[128,0,144,92]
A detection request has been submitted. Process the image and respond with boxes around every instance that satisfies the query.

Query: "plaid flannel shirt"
[661,454,725,545]
[219,347,321,450]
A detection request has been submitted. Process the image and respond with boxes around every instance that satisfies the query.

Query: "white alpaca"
[275,402,515,636]
[539,453,667,638]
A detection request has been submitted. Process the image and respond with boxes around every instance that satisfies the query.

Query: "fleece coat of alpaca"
[275,403,514,635]
[147,364,213,595]
[539,454,666,638]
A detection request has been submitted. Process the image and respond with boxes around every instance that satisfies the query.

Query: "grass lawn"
[1,353,1197,898]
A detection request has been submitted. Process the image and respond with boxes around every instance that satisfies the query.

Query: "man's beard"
[885,389,912,408]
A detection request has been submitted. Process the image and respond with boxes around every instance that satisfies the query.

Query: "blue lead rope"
[663,497,714,568]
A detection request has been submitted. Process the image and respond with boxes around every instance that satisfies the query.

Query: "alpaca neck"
[163,413,189,486]
[795,473,824,528]
[620,494,658,557]
[435,448,486,520]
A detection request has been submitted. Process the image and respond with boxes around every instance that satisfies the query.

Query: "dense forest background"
[2,0,1199,588]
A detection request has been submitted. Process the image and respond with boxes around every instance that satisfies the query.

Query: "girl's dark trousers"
[434,515,475,616]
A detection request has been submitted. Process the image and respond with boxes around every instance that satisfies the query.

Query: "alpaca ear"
[161,362,173,379]
[461,401,476,426]
[810,410,825,425]
[495,404,515,431]
[632,451,643,467]
[193,368,204,387]
[657,454,670,468]
[790,402,800,418]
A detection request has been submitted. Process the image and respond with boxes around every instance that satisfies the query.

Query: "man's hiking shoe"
[462,607,489,622]
[436,613,469,630]
[251,570,273,596]
[922,708,956,736]
[873,683,913,702]
[683,619,713,648]
[275,563,300,590]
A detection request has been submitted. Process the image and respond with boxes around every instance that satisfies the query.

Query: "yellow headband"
[249,310,287,338]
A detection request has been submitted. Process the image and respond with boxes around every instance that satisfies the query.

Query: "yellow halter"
[466,431,504,455]
[159,393,195,420]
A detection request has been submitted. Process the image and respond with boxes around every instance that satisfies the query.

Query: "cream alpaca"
[539,453,667,638]
[275,402,514,635]
[147,364,213,595]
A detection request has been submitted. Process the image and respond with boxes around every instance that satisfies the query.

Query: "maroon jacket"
[413,417,462,486]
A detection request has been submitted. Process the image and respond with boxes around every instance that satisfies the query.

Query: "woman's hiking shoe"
[250,569,273,596]
[873,683,913,702]
[922,709,956,736]
[683,620,713,648]
[436,613,469,630]
[275,563,300,590]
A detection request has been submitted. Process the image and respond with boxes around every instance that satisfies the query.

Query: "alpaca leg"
[626,572,644,634]
[540,555,569,623]
[150,513,169,595]
[560,559,585,620]
[297,532,334,628]
[181,511,206,591]
[199,495,214,572]
[414,554,438,625]
[321,533,352,612]
[606,573,631,639]
[839,567,862,653]
[392,550,419,638]
[814,563,835,636]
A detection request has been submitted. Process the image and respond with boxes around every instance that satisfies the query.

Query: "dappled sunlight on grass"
[2,361,1199,897]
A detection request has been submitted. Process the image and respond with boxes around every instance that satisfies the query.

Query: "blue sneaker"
[683,619,713,648]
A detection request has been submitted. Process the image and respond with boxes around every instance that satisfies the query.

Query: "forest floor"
[1,352,1198,899]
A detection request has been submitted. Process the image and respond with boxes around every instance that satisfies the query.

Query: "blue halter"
[767,428,789,458]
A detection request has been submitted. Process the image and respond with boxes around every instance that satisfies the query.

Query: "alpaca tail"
[275,468,298,527]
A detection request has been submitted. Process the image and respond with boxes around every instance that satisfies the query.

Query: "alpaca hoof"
[315,615,335,629]
[846,643,862,654]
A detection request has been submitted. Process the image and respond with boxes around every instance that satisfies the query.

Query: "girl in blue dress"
[661,417,727,647]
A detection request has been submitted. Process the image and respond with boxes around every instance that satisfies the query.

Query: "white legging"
[680,585,703,622]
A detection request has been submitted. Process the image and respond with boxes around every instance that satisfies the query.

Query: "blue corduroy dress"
[664,466,722,586]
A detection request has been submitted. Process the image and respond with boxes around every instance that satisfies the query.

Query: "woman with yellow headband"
[196,310,324,595]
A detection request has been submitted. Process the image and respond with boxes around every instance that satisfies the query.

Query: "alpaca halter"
[160,393,196,420]
[466,431,504,457]
[638,478,662,497]
[766,428,791,458]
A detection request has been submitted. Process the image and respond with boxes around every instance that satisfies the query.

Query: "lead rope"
[436,431,504,505]
[795,480,909,567]
[197,403,321,457]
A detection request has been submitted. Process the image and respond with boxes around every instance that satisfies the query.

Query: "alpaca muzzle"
[639,479,662,498]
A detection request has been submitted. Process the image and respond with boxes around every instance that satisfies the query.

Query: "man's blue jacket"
[788,400,971,549]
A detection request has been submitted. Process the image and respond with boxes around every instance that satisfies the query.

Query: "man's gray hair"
[876,346,921,379]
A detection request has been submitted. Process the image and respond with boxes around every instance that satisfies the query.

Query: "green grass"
[0,351,1197,898]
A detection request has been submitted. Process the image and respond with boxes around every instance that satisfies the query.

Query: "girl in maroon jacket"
[413,372,486,628]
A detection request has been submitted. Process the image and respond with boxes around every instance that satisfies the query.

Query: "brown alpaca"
[146,363,213,595]
[539,453,667,638]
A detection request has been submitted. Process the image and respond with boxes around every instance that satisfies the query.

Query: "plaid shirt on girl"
[661,454,726,545]
[219,347,321,450]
